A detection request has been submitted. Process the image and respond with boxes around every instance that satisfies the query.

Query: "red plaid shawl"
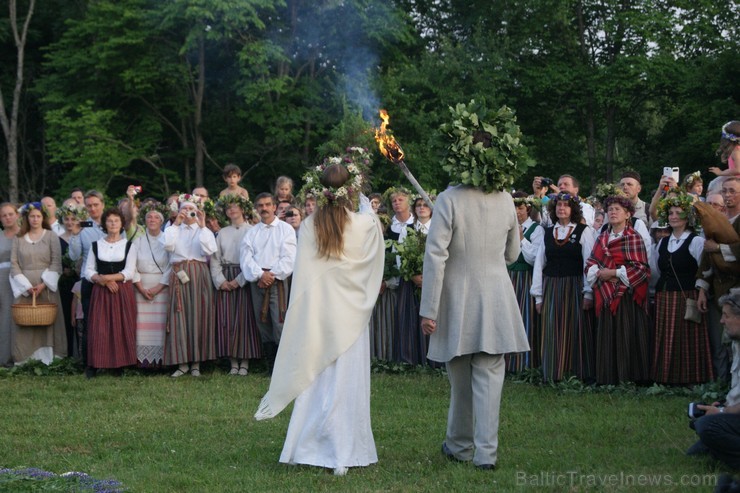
[585,225,650,315]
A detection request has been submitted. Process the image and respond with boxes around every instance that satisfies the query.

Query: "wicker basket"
[11,291,57,327]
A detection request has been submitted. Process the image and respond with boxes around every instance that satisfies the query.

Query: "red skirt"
[88,281,137,368]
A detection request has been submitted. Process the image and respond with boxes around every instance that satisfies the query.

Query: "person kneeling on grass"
[687,288,740,469]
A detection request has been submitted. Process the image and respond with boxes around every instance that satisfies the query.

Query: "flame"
[375,109,404,163]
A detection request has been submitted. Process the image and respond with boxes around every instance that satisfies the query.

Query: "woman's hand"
[697,288,708,312]
[30,283,46,296]
[535,303,542,314]
[105,280,119,293]
[421,317,437,335]
[709,167,722,176]
[582,298,593,311]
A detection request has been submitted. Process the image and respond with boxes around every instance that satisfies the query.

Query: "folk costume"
[0,232,18,365]
[84,238,138,369]
[586,225,651,385]
[132,230,171,367]
[531,222,595,382]
[506,217,542,371]
[255,211,385,471]
[652,231,712,384]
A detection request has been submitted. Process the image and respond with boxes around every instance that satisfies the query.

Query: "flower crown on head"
[215,193,253,221]
[657,191,697,225]
[552,192,581,205]
[19,202,46,216]
[56,203,88,222]
[512,196,540,209]
[171,193,203,212]
[722,121,739,143]
[684,170,702,187]
[381,185,413,211]
[593,182,626,204]
[137,201,170,226]
[299,147,371,209]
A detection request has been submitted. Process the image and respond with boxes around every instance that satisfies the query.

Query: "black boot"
[263,342,278,375]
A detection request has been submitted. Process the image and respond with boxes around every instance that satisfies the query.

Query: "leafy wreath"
[299,146,371,209]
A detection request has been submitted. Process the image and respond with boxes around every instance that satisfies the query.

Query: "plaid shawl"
[585,225,650,315]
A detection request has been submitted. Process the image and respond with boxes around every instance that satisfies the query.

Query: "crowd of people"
[0,122,739,389]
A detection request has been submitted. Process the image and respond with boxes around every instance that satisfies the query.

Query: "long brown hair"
[314,164,352,259]
[18,205,51,236]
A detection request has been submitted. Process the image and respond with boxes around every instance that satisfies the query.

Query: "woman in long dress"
[84,208,138,375]
[132,208,170,367]
[164,195,217,378]
[255,162,385,476]
[0,202,20,365]
[585,196,651,385]
[9,202,67,364]
[506,192,543,372]
[651,194,712,384]
[531,193,595,382]
[211,196,261,375]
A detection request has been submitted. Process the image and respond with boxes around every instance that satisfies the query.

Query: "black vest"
[656,234,697,292]
[543,223,588,278]
[92,241,132,275]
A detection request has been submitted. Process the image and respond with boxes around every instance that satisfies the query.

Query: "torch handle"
[398,161,434,210]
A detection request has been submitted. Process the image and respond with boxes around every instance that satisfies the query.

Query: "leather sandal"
[170,369,186,378]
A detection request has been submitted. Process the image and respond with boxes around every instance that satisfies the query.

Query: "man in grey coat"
[420,185,530,469]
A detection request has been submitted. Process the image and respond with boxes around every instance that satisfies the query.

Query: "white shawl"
[254,211,385,420]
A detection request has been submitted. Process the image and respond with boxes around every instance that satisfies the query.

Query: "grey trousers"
[444,352,505,466]
[250,281,284,345]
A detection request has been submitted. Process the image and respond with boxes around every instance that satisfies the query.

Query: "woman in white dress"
[132,208,171,367]
[254,159,385,476]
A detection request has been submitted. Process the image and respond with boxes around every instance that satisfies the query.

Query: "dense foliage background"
[1,0,738,203]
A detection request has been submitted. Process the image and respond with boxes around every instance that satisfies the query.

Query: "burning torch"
[375,110,434,210]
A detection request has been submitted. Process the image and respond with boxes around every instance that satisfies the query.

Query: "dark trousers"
[81,279,93,367]
[695,412,740,469]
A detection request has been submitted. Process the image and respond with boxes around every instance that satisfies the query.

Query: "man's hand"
[421,317,437,335]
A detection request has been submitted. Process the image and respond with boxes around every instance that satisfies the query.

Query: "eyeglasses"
[722,189,738,196]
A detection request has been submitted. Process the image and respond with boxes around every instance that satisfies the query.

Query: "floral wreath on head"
[171,193,204,212]
[215,193,253,224]
[299,146,371,209]
[722,121,740,143]
[137,201,170,226]
[593,182,626,204]
[683,171,702,188]
[550,192,581,205]
[56,203,88,222]
[512,195,540,210]
[657,191,698,226]
[19,202,48,217]
[382,185,413,212]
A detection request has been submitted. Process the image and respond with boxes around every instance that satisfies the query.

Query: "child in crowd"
[274,176,294,204]
[709,121,740,177]
[683,171,704,199]
[219,164,250,200]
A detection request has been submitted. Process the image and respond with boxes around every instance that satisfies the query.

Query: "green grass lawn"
[0,365,728,492]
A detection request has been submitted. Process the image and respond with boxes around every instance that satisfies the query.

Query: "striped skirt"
[88,281,137,369]
[540,275,595,383]
[506,269,538,372]
[652,290,713,385]
[165,261,216,365]
[369,287,396,362]
[215,264,262,360]
[394,280,428,366]
[595,299,650,385]
[135,271,168,367]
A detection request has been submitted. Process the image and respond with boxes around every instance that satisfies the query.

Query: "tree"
[0,0,35,203]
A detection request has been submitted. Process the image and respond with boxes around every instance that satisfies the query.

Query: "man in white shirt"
[539,174,595,229]
[240,193,297,373]
[41,196,65,236]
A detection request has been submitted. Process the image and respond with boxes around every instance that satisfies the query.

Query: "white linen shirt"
[83,238,138,282]
[240,217,297,282]
[519,218,544,266]
[163,222,217,263]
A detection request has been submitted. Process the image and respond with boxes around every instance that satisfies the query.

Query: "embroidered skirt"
[135,271,168,367]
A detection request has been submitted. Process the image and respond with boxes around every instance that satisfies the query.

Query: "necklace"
[553,225,574,247]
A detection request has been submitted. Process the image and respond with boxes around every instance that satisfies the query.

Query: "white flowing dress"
[279,326,377,468]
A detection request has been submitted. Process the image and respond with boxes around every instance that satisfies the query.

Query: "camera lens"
[189,212,196,218]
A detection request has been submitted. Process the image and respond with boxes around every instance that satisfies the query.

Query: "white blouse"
[132,231,171,285]
[84,238,138,282]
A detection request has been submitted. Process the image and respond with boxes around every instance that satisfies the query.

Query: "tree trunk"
[0,0,35,203]
[193,32,206,187]
[605,105,617,183]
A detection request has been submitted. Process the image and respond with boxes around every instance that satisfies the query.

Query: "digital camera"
[688,402,706,420]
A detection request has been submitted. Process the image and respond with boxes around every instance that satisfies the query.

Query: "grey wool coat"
[419,185,530,362]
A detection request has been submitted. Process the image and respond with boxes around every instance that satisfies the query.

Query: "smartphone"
[79,221,93,228]
[663,166,679,183]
